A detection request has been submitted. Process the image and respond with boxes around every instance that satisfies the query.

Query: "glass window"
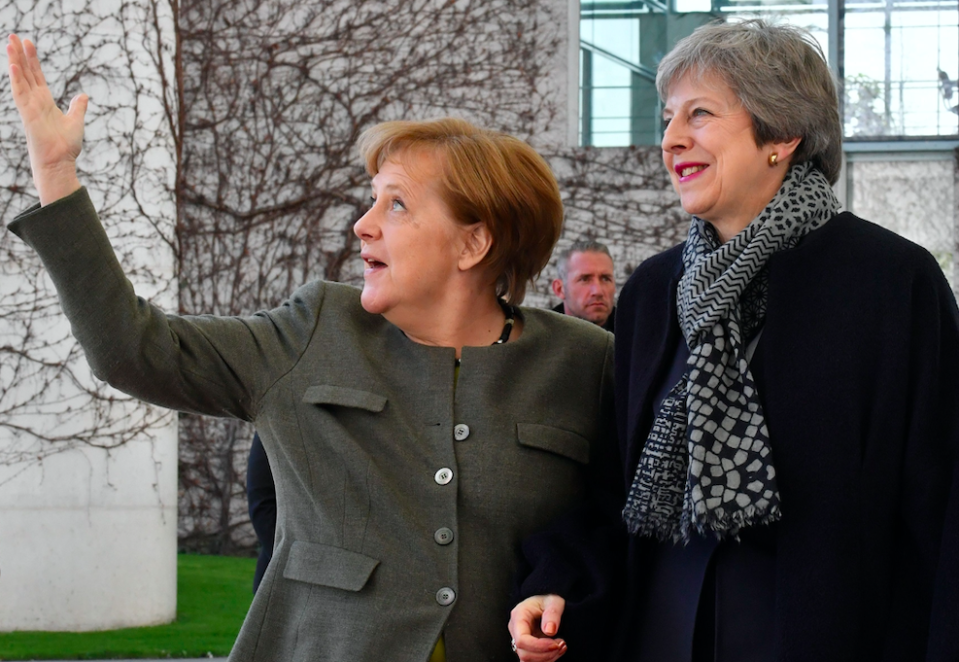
[579,0,959,145]
[844,0,959,137]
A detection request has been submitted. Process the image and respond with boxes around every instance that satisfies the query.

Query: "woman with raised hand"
[6,35,614,662]
[510,19,959,662]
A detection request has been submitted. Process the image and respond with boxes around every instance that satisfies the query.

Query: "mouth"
[361,253,387,275]
[675,163,708,181]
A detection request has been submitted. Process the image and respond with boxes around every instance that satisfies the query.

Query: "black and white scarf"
[623,162,841,542]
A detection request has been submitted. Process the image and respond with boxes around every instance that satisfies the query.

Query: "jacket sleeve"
[516,329,629,660]
[6,188,323,421]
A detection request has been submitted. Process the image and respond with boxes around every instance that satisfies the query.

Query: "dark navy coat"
[521,213,959,661]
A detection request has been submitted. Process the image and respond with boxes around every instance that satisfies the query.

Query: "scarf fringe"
[625,502,784,544]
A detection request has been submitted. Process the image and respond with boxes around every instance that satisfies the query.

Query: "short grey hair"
[656,19,842,184]
[555,239,613,283]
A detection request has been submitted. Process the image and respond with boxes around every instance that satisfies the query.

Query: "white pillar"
[0,0,179,631]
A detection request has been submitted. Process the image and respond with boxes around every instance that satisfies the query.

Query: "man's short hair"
[555,239,613,284]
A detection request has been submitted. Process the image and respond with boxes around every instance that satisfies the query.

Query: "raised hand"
[6,34,86,205]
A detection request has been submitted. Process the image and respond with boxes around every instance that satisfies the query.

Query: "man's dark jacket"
[522,213,959,661]
[247,432,276,593]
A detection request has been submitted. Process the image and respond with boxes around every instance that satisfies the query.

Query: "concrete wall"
[0,0,179,631]
[846,153,959,296]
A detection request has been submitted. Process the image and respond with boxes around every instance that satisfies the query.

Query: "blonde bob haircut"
[358,118,563,305]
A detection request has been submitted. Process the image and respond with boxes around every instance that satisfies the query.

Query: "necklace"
[494,300,516,345]
[455,301,515,366]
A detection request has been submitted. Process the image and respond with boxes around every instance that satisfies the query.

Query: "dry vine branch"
[174,0,569,552]
[0,0,178,484]
[1,0,683,552]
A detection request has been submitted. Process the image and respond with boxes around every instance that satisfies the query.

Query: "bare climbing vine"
[0,0,683,553]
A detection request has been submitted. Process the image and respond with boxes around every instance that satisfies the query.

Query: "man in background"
[551,239,616,332]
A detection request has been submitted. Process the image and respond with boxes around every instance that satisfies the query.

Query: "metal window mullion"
[582,47,594,147]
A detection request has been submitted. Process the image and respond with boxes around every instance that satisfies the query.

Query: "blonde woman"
[6,35,613,662]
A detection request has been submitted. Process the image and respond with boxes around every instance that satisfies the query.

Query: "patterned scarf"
[623,163,840,542]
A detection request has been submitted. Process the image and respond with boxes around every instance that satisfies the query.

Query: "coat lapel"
[620,249,685,481]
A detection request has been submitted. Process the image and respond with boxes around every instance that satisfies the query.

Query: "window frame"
[576,0,959,149]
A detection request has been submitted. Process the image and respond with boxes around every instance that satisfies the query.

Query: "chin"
[360,287,389,315]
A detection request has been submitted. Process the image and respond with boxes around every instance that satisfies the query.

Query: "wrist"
[32,162,81,206]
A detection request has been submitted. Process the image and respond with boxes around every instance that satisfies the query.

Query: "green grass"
[0,554,256,660]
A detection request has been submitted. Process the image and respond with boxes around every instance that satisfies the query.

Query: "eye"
[391,198,406,212]
[691,107,711,118]
[662,116,672,128]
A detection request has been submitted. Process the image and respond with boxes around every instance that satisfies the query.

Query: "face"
[661,72,793,242]
[353,152,472,321]
[554,251,616,326]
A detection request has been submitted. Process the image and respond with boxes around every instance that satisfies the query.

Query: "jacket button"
[453,424,470,441]
[436,587,456,606]
[434,468,453,485]
[434,527,454,545]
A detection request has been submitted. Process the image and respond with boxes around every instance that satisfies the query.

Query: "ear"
[458,222,493,272]
[551,278,565,299]
[772,136,802,165]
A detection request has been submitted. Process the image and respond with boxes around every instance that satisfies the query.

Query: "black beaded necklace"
[455,300,515,366]
[494,300,516,345]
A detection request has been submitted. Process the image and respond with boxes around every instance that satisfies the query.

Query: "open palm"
[6,34,86,190]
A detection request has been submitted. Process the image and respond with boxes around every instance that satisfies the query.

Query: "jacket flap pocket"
[516,423,591,465]
[283,541,380,591]
[302,385,386,412]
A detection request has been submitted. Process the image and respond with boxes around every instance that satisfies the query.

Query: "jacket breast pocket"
[301,385,387,412]
[516,423,591,465]
[283,540,380,591]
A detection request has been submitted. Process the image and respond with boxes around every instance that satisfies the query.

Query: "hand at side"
[508,594,568,662]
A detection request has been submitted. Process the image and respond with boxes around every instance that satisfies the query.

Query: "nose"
[661,116,690,155]
[353,204,380,242]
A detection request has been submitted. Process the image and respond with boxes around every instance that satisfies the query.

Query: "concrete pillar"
[0,0,179,631]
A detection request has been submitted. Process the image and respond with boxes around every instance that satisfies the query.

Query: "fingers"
[508,595,569,662]
[509,597,542,641]
[7,35,25,93]
[540,594,566,637]
[7,35,49,94]
[7,35,36,105]
[23,38,46,89]
[67,93,88,123]
[514,633,567,662]
[7,34,33,89]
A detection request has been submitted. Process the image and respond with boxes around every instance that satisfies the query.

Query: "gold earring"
[768,153,779,167]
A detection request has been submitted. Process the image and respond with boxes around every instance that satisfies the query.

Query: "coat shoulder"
[795,212,943,279]
[521,307,612,355]
[619,242,684,311]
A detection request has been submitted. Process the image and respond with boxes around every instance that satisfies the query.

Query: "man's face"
[553,251,616,326]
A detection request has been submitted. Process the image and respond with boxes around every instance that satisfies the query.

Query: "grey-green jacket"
[9,188,615,662]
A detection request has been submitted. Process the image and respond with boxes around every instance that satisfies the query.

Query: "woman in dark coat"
[5,36,614,662]
[511,19,959,662]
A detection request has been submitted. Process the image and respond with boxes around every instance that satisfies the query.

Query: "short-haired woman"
[511,19,959,661]
[5,36,614,662]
